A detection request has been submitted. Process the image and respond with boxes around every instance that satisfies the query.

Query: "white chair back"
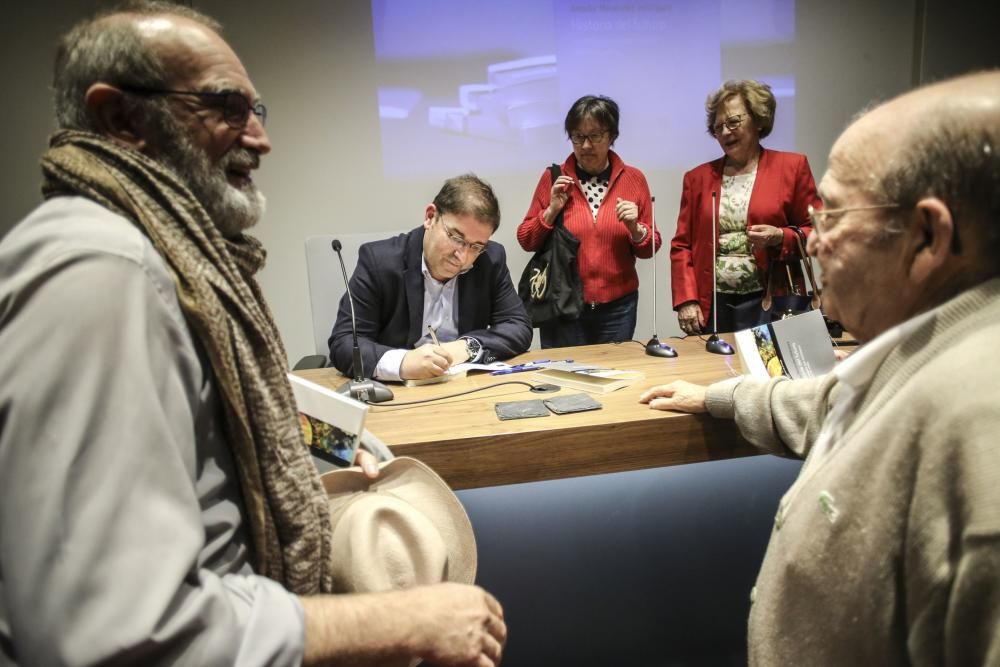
[304,231,410,355]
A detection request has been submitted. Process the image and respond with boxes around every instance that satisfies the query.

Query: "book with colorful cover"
[734,309,836,380]
[287,373,369,467]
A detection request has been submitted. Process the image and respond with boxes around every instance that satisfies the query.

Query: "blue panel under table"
[457,455,802,667]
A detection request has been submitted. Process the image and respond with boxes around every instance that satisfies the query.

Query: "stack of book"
[533,367,645,394]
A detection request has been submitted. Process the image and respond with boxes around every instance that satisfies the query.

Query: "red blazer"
[669,148,820,323]
[518,151,661,305]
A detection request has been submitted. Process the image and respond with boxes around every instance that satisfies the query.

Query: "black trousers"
[707,291,763,334]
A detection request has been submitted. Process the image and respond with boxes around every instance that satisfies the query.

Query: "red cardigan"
[518,151,661,305]
[669,148,820,323]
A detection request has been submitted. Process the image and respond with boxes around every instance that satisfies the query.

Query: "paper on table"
[533,367,645,394]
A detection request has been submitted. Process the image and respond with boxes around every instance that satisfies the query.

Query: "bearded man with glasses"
[643,70,1000,664]
[0,3,508,665]
[329,173,531,382]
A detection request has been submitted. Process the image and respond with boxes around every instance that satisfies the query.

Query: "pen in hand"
[427,325,440,347]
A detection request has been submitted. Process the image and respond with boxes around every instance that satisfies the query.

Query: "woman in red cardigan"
[670,80,820,334]
[518,95,661,348]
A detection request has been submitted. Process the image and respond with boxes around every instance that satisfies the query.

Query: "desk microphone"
[643,195,678,358]
[331,239,394,403]
[705,191,734,355]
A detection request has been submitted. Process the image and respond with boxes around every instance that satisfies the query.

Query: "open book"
[734,310,836,380]
[403,361,511,387]
[288,374,369,467]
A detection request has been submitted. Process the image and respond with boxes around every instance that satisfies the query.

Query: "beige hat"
[321,456,477,593]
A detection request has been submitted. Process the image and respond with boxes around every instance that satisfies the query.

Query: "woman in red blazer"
[519,95,661,348]
[670,80,820,334]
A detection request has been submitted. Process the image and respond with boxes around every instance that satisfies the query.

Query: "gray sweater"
[706,278,1000,666]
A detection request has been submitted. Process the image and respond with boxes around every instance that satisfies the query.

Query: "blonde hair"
[705,79,776,138]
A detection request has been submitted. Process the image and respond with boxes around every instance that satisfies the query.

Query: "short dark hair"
[53,1,222,131]
[433,174,501,231]
[705,80,776,139]
[564,95,620,143]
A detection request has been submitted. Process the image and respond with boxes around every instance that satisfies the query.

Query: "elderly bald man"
[642,70,1000,665]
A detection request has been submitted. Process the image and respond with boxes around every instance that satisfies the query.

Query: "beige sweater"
[706,278,1000,666]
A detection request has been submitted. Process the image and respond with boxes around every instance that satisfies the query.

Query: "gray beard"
[143,113,266,238]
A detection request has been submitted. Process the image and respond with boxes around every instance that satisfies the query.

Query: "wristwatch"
[461,336,483,362]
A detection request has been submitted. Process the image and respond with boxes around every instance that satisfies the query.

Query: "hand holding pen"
[427,324,469,369]
[401,326,451,379]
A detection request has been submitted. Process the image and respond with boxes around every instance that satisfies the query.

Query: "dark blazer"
[328,226,532,377]
[669,148,820,323]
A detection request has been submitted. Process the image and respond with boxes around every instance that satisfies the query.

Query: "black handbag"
[517,164,583,326]
[731,226,821,330]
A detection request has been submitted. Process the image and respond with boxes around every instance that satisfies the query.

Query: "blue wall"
[459,455,802,666]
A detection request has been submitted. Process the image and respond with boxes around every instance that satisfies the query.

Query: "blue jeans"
[539,291,638,348]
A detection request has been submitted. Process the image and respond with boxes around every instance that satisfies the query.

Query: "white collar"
[833,305,941,391]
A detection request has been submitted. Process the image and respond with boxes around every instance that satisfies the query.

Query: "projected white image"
[372,0,796,178]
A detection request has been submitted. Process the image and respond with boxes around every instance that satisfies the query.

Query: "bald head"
[833,71,1000,269]
[812,71,1000,342]
[51,2,270,238]
[53,1,221,131]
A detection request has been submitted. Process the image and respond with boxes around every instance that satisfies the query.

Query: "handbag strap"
[788,226,822,309]
[549,164,566,229]
[762,261,777,311]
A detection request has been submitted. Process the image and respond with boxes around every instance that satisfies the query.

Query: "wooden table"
[297,337,758,489]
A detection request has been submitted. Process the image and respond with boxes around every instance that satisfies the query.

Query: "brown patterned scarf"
[41,130,334,595]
